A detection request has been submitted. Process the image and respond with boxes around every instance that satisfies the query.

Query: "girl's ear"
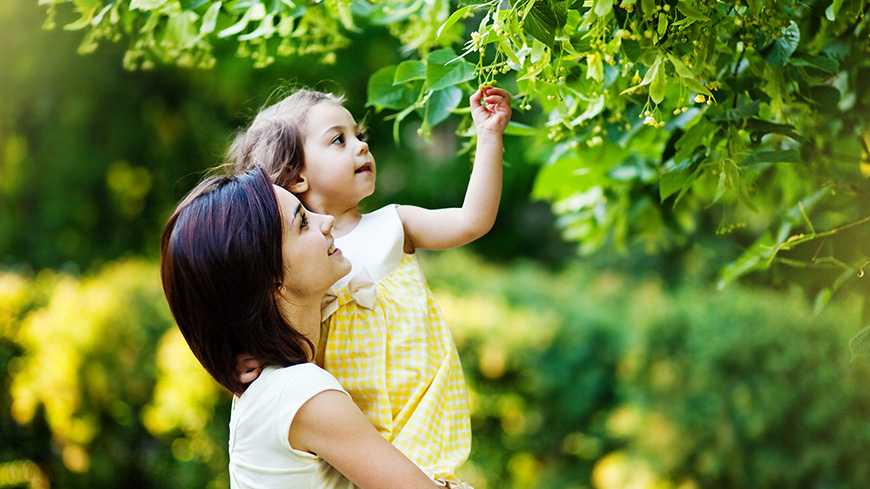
[289,174,308,193]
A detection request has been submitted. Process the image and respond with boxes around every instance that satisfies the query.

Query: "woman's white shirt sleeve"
[229,364,353,489]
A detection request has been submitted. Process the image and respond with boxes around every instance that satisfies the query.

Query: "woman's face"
[274,185,351,299]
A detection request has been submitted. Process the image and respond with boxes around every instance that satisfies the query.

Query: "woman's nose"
[316,212,335,234]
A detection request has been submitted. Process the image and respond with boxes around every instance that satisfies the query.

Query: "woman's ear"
[289,174,308,193]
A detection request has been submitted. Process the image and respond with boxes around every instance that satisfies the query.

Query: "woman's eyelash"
[300,214,309,228]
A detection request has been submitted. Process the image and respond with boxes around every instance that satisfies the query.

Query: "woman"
[160,166,440,488]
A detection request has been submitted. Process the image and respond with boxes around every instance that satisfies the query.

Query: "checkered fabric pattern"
[320,253,471,483]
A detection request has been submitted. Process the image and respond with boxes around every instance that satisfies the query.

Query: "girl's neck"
[329,206,363,238]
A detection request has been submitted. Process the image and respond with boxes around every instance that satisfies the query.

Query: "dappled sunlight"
[0,460,48,489]
[437,291,559,358]
[591,451,670,489]
[143,328,222,462]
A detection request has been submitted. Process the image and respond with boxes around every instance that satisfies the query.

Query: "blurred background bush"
[2,1,869,488]
[3,253,870,488]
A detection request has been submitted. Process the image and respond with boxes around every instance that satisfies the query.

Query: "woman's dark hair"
[160,166,312,394]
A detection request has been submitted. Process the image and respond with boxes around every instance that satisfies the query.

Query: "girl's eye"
[331,134,345,145]
[357,130,368,142]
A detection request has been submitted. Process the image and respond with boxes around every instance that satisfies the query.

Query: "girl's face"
[297,101,376,213]
[274,185,351,300]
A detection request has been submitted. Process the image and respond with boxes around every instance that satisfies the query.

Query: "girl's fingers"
[470,88,485,107]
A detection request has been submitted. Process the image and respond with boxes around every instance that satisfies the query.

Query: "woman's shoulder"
[245,364,347,404]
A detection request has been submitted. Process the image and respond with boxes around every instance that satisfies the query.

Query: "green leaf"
[745,0,761,15]
[850,324,870,360]
[806,85,840,111]
[657,12,668,37]
[676,1,710,22]
[426,49,476,91]
[650,58,666,104]
[571,95,606,124]
[217,7,254,37]
[436,6,471,41]
[742,149,801,165]
[746,118,808,144]
[718,232,776,289]
[238,12,276,41]
[367,65,417,110]
[592,0,612,18]
[641,0,656,20]
[764,21,800,67]
[64,5,98,30]
[524,0,558,48]
[668,54,693,78]
[827,0,845,20]
[394,60,426,84]
[660,158,697,201]
[504,121,538,136]
[680,77,712,97]
[674,117,714,164]
[424,86,463,127]
[200,1,222,34]
[130,0,169,10]
[788,53,839,74]
[711,100,760,121]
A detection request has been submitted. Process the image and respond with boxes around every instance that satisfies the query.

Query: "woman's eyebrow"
[291,203,302,224]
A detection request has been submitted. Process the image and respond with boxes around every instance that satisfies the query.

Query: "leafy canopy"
[41,0,870,317]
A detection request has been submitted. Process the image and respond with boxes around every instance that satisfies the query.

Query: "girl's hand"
[470,86,512,137]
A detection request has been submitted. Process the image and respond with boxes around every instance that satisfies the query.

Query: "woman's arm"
[398,86,512,253]
[290,389,440,489]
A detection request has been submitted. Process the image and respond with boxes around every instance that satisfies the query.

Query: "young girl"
[230,86,511,486]
[160,166,442,488]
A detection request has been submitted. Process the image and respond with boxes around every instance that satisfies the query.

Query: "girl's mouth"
[355,163,373,174]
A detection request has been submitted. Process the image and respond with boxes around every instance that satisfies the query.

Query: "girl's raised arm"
[398,87,511,253]
[290,389,441,488]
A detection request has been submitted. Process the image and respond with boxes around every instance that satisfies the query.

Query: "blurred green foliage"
[31,0,870,318]
[0,0,569,273]
[3,253,868,488]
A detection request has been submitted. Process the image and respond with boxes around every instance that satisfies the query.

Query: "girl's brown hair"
[227,89,344,190]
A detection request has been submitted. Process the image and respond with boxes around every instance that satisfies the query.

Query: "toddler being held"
[231,86,511,486]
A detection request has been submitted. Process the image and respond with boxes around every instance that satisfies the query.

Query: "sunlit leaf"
[437,6,471,41]
[763,21,800,66]
[826,0,845,20]
[676,1,709,22]
[424,86,463,126]
[592,0,612,18]
[524,0,558,48]
[426,49,475,91]
[395,60,426,84]
[504,121,537,136]
[367,65,417,110]
[199,1,222,34]
[650,57,666,104]
[130,0,169,10]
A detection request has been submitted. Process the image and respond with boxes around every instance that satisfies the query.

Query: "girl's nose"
[356,140,369,155]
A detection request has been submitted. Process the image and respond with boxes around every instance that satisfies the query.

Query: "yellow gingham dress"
[319,205,471,484]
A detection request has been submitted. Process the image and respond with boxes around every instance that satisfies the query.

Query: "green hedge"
[1,253,868,488]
